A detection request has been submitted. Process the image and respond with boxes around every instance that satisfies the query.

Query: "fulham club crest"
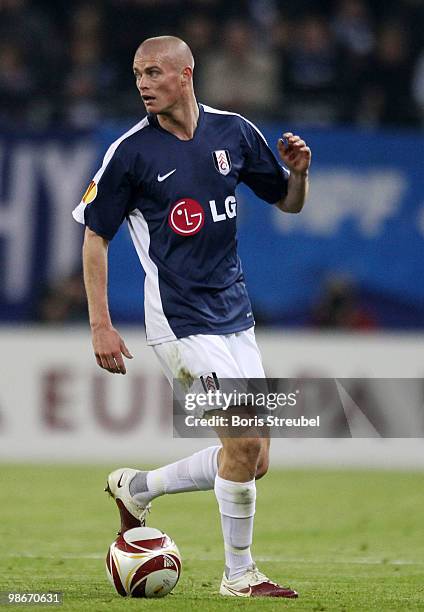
[213,150,231,176]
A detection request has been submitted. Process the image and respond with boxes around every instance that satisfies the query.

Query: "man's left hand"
[277,132,311,175]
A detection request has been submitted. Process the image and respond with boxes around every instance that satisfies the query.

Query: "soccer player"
[73,36,311,598]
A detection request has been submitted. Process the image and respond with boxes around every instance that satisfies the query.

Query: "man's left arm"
[276,132,311,214]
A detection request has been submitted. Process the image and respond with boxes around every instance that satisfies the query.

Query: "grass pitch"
[1,465,424,611]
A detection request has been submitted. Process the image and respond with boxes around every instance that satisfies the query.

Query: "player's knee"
[234,438,262,469]
[220,438,262,478]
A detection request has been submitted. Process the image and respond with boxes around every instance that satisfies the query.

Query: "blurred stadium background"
[1,0,424,468]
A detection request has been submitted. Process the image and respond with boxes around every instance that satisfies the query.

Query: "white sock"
[130,445,220,505]
[214,474,256,580]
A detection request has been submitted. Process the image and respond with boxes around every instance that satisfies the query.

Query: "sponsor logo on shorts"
[168,198,205,236]
[200,372,220,392]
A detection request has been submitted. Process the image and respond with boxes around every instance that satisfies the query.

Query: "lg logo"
[168,196,237,236]
[209,196,237,222]
[168,199,204,236]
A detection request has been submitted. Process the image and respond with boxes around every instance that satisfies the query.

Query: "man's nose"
[139,74,150,90]
[140,74,150,91]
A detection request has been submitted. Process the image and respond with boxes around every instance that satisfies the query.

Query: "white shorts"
[153,327,265,386]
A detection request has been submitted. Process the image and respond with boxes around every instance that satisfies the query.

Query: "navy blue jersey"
[73,104,289,344]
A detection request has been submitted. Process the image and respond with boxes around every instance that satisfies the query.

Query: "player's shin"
[214,475,256,580]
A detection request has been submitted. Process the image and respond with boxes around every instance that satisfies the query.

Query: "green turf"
[1,465,424,611]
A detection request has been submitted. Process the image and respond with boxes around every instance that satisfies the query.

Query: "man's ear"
[181,66,193,85]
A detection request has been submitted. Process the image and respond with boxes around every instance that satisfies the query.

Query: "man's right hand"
[91,325,133,374]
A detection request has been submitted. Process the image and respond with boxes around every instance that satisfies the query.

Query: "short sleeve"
[239,118,289,204]
[72,145,134,241]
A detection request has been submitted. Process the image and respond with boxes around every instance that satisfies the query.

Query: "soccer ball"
[106,526,181,597]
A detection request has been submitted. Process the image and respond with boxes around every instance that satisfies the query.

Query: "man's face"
[133,50,183,114]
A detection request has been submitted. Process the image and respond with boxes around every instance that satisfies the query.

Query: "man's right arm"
[83,227,132,374]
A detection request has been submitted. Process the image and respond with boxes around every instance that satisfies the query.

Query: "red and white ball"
[106,527,181,598]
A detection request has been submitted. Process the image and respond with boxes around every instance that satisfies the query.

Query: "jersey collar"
[147,104,204,142]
